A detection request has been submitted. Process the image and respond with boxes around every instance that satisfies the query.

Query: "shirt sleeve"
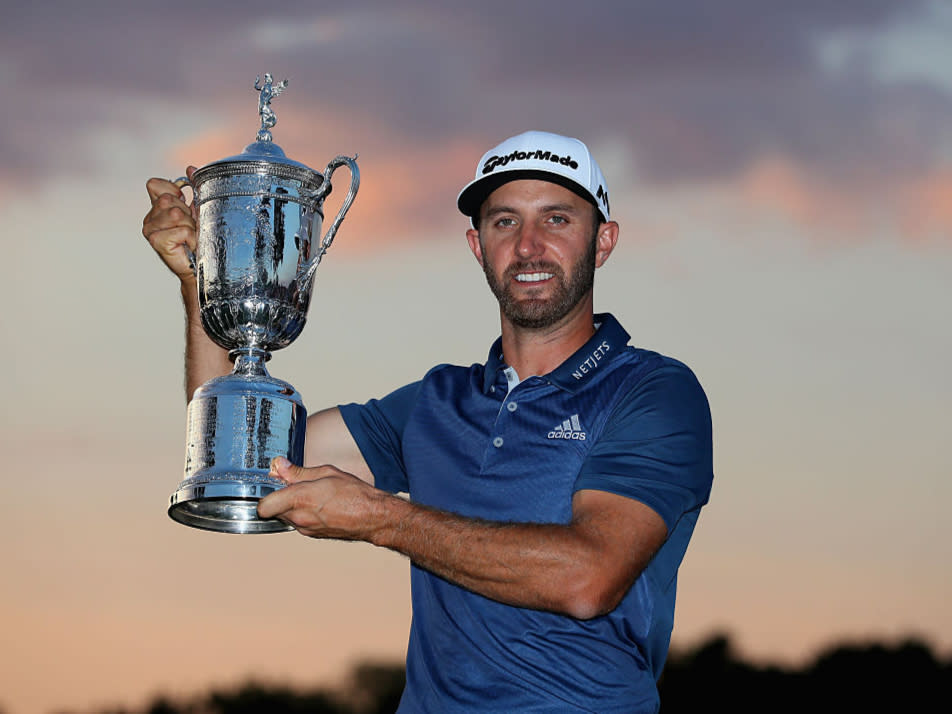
[338,380,422,494]
[574,363,714,532]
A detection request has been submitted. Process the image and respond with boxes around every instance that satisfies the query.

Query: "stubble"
[481,234,597,330]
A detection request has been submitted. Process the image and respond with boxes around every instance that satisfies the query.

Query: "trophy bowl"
[167,75,359,533]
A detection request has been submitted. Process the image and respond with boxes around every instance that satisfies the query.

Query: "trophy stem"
[230,347,272,377]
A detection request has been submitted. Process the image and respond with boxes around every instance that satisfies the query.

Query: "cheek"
[479,241,507,267]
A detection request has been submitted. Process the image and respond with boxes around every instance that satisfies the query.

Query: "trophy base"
[168,474,294,534]
[171,361,307,534]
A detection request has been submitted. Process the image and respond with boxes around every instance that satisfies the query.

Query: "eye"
[495,216,517,228]
[547,214,568,225]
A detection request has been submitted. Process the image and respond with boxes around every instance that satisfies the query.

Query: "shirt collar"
[481,313,631,394]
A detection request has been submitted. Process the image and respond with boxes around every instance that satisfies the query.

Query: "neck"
[499,299,596,379]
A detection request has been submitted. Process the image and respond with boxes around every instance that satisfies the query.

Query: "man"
[143,130,714,713]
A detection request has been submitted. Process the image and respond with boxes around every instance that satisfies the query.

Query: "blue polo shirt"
[339,313,713,713]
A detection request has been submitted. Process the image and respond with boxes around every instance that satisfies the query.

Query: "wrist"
[367,491,415,549]
[179,274,198,293]
[180,276,201,317]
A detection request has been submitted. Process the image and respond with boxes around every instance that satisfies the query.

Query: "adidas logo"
[547,414,587,441]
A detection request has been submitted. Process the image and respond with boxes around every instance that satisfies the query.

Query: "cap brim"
[457,169,603,222]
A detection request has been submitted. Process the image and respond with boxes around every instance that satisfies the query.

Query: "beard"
[481,236,597,330]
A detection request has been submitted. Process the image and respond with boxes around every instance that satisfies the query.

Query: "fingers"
[169,167,200,220]
[258,459,355,525]
[268,456,348,483]
[257,484,293,520]
[145,176,184,202]
[143,169,196,235]
[269,456,313,485]
[143,194,194,232]
[143,173,198,279]
[256,468,326,520]
[257,458,328,519]
[142,221,197,280]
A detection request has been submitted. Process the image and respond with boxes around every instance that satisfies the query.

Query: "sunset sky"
[2,2,951,713]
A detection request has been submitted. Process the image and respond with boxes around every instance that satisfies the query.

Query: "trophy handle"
[297,155,360,295]
[173,176,199,276]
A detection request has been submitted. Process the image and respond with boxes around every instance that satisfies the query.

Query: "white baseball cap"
[457,130,611,224]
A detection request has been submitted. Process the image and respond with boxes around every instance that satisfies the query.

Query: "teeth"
[515,272,554,283]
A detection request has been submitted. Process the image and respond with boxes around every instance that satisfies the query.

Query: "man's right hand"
[142,167,199,281]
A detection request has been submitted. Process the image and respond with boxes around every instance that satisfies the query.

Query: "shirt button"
[507,402,518,412]
[493,436,504,448]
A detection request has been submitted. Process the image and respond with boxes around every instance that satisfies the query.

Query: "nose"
[514,222,544,259]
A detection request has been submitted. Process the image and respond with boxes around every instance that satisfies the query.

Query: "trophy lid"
[193,74,323,182]
[211,136,317,172]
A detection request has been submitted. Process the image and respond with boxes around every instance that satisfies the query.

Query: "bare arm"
[303,408,374,484]
[178,277,232,399]
[258,460,667,619]
[142,171,232,400]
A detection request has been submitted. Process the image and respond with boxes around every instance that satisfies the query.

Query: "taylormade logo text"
[482,149,579,174]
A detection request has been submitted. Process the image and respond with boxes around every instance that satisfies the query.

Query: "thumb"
[269,456,311,484]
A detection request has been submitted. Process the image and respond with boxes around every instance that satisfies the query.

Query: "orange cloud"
[898,170,952,243]
[733,156,864,238]
[336,140,478,250]
[732,155,952,247]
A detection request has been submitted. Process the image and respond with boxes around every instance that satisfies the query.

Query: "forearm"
[260,462,665,619]
[181,278,231,401]
[369,495,613,618]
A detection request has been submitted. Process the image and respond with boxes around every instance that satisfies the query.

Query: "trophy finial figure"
[254,73,289,142]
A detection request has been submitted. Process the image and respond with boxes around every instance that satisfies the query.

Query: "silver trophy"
[167,74,359,533]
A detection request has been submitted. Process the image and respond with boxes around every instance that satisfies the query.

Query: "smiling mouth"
[514,272,555,283]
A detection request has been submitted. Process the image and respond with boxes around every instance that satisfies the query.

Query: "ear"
[594,221,619,269]
[466,228,485,267]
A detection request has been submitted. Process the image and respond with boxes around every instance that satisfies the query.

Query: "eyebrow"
[483,202,581,219]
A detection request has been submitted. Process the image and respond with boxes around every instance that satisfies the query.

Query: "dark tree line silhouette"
[658,633,950,712]
[33,633,951,714]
